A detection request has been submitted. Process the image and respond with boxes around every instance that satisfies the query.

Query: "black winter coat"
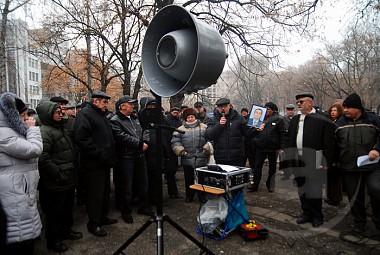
[254,112,287,151]
[205,108,250,163]
[37,101,75,191]
[335,110,380,171]
[165,114,182,128]
[110,111,149,159]
[74,103,115,169]
[287,112,336,168]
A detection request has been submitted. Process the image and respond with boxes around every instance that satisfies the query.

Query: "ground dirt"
[35,164,380,255]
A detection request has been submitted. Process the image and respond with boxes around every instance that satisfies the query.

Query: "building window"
[30,85,39,95]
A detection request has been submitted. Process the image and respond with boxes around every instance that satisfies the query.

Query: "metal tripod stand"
[113,95,215,255]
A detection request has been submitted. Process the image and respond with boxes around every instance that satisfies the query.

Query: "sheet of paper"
[316,150,323,169]
[217,164,240,172]
[357,155,380,167]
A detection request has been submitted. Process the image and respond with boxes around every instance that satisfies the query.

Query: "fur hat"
[182,107,198,120]
[342,93,363,109]
[0,92,28,136]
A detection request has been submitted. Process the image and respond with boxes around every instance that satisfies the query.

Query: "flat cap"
[194,101,204,107]
[285,104,296,109]
[116,95,137,110]
[295,92,314,100]
[171,106,180,112]
[91,91,111,99]
[66,104,75,109]
[50,96,69,104]
[215,98,230,106]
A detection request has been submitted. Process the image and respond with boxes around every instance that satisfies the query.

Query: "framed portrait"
[247,105,267,128]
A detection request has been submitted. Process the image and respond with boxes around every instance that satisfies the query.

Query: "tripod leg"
[113,218,154,255]
[157,216,163,255]
[164,215,215,255]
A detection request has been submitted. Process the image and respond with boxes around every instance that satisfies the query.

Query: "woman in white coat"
[0,92,43,255]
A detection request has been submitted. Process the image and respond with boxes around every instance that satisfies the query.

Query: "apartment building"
[4,19,42,109]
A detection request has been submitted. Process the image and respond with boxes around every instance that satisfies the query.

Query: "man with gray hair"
[110,95,154,224]
[284,92,336,228]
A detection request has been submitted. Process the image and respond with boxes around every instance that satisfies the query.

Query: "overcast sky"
[12,0,356,68]
[280,0,356,67]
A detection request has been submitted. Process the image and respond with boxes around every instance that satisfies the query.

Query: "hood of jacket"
[139,97,155,111]
[0,92,27,136]
[36,101,61,127]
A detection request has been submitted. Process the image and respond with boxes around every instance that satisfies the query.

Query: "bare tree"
[34,0,149,99]
[316,28,380,109]
[28,0,325,109]
[229,54,269,109]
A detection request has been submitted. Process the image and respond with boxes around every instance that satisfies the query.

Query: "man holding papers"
[335,93,380,234]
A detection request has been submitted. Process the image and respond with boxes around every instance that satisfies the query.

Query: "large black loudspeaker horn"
[142,5,227,97]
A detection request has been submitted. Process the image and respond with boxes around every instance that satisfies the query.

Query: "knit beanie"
[15,98,28,113]
[265,102,278,111]
[342,93,363,109]
[182,107,198,120]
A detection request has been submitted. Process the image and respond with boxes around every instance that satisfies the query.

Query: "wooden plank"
[190,184,226,195]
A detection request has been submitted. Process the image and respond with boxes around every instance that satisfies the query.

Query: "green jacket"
[36,101,75,191]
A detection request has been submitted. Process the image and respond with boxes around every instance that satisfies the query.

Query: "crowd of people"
[0,91,379,254]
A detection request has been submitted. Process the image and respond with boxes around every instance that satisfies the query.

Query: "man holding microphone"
[205,98,250,166]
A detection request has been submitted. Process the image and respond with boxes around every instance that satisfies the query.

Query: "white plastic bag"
[197,196,228,233]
